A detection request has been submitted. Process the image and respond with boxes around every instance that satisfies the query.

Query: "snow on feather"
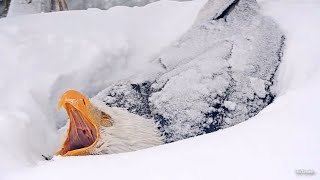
[95,0,285,142]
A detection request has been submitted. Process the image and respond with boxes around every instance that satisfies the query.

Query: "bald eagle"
[55,0,284,156]
[57,90,163,156]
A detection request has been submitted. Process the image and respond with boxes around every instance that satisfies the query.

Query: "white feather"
[89,99,163,154]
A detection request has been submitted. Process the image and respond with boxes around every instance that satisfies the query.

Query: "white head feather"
[89,99,163,154]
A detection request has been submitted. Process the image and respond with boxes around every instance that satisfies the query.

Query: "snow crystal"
[250,77,266,98]
[223,101,236,110]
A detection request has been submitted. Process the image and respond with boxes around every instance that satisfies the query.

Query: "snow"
[7,0,50,17]
[8,0,190,17]
[223,100,236,110]
[0,0,205,177]
[64,0,189,11]
[1,0,320,179]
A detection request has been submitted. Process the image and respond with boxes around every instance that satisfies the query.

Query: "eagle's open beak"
[56,90,99,156]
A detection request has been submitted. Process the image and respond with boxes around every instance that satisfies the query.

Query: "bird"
[56,90,163,156]
[55,0,284,156]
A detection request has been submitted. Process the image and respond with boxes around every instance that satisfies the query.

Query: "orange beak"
[56,90,100,156]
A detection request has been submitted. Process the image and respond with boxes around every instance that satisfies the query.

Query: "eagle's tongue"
[60,104,97,155]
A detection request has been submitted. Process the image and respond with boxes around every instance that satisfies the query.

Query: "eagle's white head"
[56,90,163,156]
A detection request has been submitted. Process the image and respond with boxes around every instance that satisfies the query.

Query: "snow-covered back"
[96,0,284,142]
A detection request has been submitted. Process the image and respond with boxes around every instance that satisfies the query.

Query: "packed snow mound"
[96,0,285,142]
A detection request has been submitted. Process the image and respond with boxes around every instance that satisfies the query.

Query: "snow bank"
[0,0,205,177]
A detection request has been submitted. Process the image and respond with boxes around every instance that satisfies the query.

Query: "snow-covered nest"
[0,0,319,179]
